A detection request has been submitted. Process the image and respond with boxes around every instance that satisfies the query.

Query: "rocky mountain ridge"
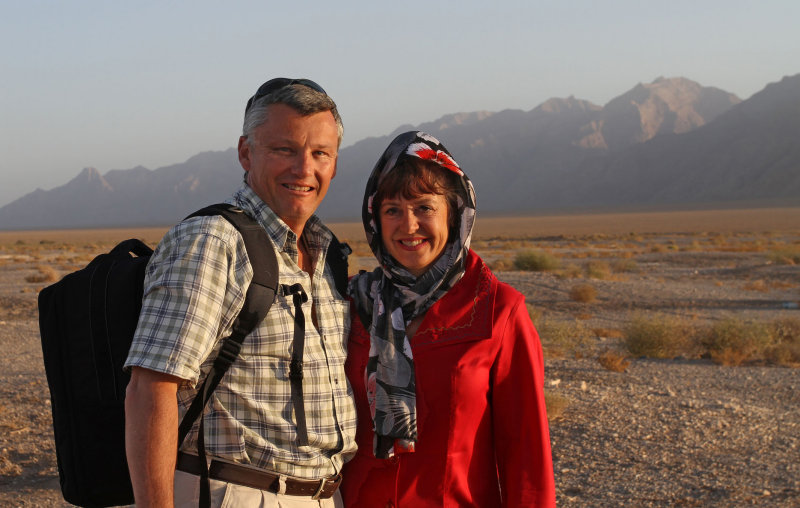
[1,74,797,229]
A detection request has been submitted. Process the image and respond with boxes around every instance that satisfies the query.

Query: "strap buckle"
[311,478,327,500]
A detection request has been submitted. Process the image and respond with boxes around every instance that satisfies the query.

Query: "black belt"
[176,452,341,500]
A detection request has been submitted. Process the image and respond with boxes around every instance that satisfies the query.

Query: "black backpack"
[38,203,349,507]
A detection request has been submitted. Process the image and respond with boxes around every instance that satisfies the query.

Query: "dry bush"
[764,318,800,367]
[584,260,610,279]
[557,263,583,279]
[623,313,696,359]
[611,258,639,273]
[701,317,772,366]
[513,250,560,271]
[597,350,630,372]
[544,390,569,421]
[489,256,515,272]
[742,279,769,292]
[768,247,800,265]
[24,265,59,283]
[527,304,543,329]
[592,327,623,339]
[538,319,593,358]
[569,283,597,303]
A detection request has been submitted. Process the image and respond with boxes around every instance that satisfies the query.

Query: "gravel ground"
[547,356,800,506]
[1,231,799,507]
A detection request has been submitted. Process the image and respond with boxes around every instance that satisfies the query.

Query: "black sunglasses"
[245,78,327,114]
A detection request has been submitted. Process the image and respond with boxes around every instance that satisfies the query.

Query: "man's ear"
[238,136,251,172]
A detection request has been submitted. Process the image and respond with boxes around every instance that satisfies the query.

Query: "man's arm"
[125,366,182,508]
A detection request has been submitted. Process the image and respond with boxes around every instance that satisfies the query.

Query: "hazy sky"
[1,0,798,207]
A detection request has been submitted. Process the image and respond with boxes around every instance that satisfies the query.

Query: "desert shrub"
[592,327,624,339]
[526,304,544,329]
[24,265,59,283]
[623,313,696,359]
[513,250,559,271]
[768,247,800,265]
[700,317,772,366]
[584,260,610,279]
[764,318,800,366]
[742,279,768,292]
[612,258,639,273]
[569,283,597,303]
[557,263,583,279]
[489,256,515,272]
[538,319,593,358]
[544,390,569,420]
[597,350,630,372]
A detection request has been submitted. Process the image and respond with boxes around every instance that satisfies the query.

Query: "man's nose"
[291,150,314,176]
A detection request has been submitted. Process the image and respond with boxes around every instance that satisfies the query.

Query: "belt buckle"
[311,478,327,500]
[311,473,341,500]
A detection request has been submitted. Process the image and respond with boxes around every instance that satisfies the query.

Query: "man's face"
[238,103,339,234]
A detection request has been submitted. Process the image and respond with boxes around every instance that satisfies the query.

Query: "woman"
[341,131,555,507]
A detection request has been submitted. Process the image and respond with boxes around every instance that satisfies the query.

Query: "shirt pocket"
[315,298,351,362]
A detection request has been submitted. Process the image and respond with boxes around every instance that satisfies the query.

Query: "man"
[124,78,356,507]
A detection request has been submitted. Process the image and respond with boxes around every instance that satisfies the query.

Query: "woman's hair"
[373,157,460,230]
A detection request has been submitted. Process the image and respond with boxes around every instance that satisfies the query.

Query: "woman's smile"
[379,194,449,277]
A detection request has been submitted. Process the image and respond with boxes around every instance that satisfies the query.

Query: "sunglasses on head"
[245,78,327,114]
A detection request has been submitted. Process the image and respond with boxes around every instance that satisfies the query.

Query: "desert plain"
[1,207,799,506]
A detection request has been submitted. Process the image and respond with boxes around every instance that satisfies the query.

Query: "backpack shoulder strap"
[326,233,351,297]
[176,203,278,442]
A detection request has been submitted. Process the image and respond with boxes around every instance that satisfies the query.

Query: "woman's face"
[379,193,450,277]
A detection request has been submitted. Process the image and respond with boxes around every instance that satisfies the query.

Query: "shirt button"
[334,378,339,384]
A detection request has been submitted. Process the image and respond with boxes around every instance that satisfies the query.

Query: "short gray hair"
[242,85,344,147]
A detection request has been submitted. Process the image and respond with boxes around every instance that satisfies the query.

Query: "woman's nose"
[401,209,418,233]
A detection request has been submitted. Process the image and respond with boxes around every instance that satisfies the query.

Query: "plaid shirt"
[125,185,356,478]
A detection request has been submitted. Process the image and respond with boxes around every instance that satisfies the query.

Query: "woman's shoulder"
[464,250,524,305]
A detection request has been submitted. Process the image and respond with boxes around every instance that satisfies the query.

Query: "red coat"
[341,251,556,507]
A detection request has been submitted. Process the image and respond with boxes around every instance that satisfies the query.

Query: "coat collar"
[411,250,497,348]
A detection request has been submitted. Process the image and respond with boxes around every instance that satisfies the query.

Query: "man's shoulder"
[165,214,245,248]
[147,213,256,274]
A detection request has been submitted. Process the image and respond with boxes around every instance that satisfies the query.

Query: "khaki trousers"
[174,470,343,508]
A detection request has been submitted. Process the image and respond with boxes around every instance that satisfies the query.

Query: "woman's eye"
[383,207,399,216]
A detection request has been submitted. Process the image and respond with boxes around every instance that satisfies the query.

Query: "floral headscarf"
[348,131,476,458]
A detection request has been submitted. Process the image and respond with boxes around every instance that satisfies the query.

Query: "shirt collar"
[231,184,333,254]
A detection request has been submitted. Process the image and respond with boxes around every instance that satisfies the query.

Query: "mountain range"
[1,74,798,230]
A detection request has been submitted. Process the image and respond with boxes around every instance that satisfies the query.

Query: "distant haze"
[2,2,799,207]
[1,74,798,230]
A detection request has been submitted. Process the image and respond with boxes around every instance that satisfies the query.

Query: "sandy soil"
[1,211,798,506]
